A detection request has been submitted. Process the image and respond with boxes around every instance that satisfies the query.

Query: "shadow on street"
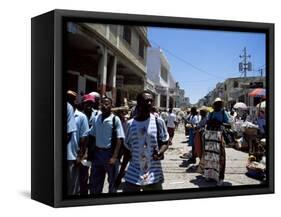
[179,160,193,167]
[189,175,233,187]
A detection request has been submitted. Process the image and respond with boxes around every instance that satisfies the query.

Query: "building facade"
[66,22,150,106]
[223,76,265,108]
[147,47,176,109]
[174,82,188,108]
[197,76,266,109]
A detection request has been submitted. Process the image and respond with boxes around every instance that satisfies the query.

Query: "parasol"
[199,106,213,112]
[249,88,266,112]
[233,102,248,110]
[248,88,266,98]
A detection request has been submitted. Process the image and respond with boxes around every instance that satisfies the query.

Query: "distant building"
[147,47,176,109]
[223,76,265,108]
[184,97,191,107]
[174,82,189,108]
[198,76,265,109]
[144,77,158,104]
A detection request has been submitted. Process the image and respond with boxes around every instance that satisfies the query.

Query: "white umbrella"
[177,111,185,117]
[233,102,248,110]
[256,101,266,109]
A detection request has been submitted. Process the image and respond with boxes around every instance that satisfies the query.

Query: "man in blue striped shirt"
[123,91,169,192]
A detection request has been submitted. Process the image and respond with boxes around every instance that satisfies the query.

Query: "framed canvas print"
[31,9,274,207]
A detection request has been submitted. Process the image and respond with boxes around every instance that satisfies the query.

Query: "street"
[162,124,261,189]
[102,124,261,193]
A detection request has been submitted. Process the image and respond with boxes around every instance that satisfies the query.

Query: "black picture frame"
[31,9,274,207]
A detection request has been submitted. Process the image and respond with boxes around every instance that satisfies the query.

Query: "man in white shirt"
[167,108,177,145]
[160,110,168,125]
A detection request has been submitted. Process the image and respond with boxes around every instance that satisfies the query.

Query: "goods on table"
[246,160,266,181]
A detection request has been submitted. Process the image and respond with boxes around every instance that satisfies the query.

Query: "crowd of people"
[179,97,266,185]
[66,89,266,195]
[66,90,169,195]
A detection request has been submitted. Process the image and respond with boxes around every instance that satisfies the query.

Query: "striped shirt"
[124,114,169,186]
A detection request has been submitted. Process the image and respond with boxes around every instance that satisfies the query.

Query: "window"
[160,95,167,108]
[85,79,98,94]
[109,25,117,36]
[233,81,239,88]
[123,26,131,44]
[249,82,264,88]
[139,39,145,58]
[238,95,245,103]
[161,66,168,82]
[66,73,78,93]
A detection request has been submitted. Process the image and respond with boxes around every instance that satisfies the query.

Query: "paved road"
[162,124,261,189]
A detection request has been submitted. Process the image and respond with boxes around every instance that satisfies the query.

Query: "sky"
[148,27,266,104]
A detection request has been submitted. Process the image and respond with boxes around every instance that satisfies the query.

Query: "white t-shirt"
[160,112,168,121]
[167,113,177,128]
[189,114,201,126]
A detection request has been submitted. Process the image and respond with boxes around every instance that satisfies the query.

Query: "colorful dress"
[203,110,228,182]
[203,130,224,182]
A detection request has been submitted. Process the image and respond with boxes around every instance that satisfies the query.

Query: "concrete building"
[66,22,150,106]
[168,73,177,108]
[197,76,266,109]
[147,47,176,109]
[223,76,265,108]
[183,97,191,107]
[174,82,188,108]
[144,78,158,104]
[197,98,206,108]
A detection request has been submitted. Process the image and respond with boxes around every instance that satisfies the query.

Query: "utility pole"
[239,47,252,77]
[259,68,263,77]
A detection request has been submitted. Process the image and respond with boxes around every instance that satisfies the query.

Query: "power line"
[256,64,265,69]
[251,64,265,77]
[149,40,225,79]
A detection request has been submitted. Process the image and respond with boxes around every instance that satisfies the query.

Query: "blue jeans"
[189,128,196,162]
[90,149,119,194]
[189,128,194,146]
